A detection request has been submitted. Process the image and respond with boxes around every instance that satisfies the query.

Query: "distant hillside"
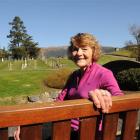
[101,46,116,53]
[39,46,67,58]
[39,46,116,58]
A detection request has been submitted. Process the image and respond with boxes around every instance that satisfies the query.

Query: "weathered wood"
[79,117,97,140]
[52,120,71,140]
[20,124,42,140]
[0,128,8,140]
[121,110,138,140]
[102,113,119,140]
[0,93,140,128]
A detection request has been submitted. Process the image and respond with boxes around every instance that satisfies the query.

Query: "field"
[109,49,132,57]
[0,55,134,105]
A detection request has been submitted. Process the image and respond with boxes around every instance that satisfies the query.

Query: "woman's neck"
[80,62,93,71]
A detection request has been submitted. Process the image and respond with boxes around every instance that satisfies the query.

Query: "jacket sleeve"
[100,70,124,96]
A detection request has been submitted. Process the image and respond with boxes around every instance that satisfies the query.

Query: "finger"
[106,90,112,107]
[96,89,106,111]
[103,95,110,113]
[89,90,101,108]
[102,90,112,113]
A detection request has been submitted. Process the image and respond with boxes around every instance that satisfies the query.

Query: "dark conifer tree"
[7,16,40,59]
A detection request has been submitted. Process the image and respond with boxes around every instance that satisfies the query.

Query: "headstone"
[9,62,12,71]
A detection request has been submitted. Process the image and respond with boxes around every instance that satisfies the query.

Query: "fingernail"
[97,105,101,108]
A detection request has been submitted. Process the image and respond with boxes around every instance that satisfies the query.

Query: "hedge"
[116,68,140,91]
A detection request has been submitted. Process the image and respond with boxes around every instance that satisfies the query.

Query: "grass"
[98,54,134,65]
[0,71,48,97]
[109,49,132,57]
[0,55,134,105]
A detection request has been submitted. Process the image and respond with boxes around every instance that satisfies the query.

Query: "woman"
[14,33,123,140]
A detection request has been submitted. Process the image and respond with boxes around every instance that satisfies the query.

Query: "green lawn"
[110,49,132,57]
[0,70,49,97]
[0,59,56,97]
[98,54,133,65]
[0,56,134,105]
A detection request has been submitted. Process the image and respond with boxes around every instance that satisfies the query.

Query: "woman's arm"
[89,70,123,113]
[100,70,123,96]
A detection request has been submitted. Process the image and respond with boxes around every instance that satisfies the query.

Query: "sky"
[0,0,140,49]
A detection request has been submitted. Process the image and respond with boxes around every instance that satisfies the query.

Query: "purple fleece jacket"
[56,62,123,130]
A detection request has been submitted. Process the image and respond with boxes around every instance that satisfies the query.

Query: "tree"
[0,47,9,59]
[7,16,40,59]
[130,24,140,45]
[22,36,40,59]
[127,24,140,61]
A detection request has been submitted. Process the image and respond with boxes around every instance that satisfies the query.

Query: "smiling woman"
[55,33,123,140]
[14,33,123,140]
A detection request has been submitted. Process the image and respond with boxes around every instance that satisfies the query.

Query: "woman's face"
[72,46,93,69]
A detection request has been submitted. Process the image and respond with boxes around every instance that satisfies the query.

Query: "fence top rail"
[0,92,140,128]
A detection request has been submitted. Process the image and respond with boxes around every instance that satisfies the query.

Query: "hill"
[101,46,116,53]
[39,46,67,58]
[39,46,116,58]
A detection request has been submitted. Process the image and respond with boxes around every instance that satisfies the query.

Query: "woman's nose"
[77,48,83,55]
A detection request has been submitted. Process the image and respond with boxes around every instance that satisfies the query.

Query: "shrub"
[44,68,73,89]
[116,68,140,91]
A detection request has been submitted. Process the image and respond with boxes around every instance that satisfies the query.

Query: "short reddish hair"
[68,33,101,62]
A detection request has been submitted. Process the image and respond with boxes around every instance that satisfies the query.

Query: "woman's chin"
[75,62,87,68]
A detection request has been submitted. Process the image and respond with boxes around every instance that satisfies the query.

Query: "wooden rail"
[0,92,140,140]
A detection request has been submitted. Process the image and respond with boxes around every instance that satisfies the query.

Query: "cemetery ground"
[0,55,135,105]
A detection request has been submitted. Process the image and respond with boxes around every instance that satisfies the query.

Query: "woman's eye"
[82,48,87,51]
[72,48,78,51]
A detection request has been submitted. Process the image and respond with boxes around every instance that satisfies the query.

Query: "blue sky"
[0,0,140,48]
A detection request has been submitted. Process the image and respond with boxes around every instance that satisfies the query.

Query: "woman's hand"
[14,126,20,140]
[89,89,112,113]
